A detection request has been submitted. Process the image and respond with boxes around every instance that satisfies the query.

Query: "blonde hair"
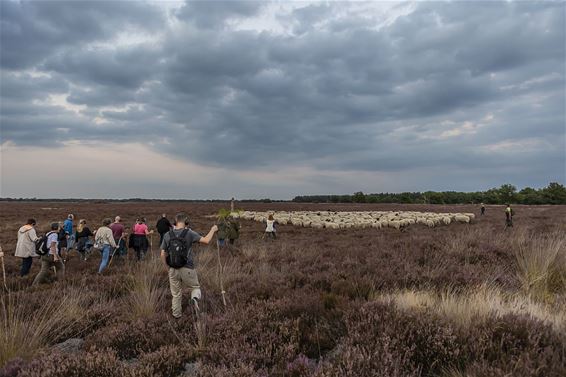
[77,219,86,233]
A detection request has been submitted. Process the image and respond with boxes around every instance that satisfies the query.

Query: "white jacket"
[94,226,117,248]
[265,220,275,232]
[15,225,39,258]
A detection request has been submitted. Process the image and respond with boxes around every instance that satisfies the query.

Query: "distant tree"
[541,182,566,204]
[518,187,543,205]
[290,182,562,205]
[497,184,518,204]
[366,195,378,203]
[353,191,366,203]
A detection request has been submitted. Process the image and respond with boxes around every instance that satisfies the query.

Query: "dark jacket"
[227,219,240,240]
[156,217,172,235]
[76,227,93,239]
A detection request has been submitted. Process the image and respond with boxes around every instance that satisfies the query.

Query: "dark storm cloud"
[1,0,564,191]
[0,0,164,70]
[43,45,162,89]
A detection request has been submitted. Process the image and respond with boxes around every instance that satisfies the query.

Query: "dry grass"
[379,284,566,333]
[443,226,511,257]
[0,288,87,367]
[442,367,476,377]
[196,242,273,301]
[123,256,167,320]
[513,230,566,300]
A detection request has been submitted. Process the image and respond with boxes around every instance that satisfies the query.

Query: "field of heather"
[0,201,565,377]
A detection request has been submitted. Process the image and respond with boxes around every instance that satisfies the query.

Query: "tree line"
[292,182,566,205]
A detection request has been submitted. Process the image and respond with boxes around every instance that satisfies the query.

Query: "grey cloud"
[176,0,265,29]
[43,45,161,89]
[1,0,564,193]
[0,0,165,70]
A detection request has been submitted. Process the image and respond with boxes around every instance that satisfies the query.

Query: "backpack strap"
[179,229,189,239]
[168,229,177,239]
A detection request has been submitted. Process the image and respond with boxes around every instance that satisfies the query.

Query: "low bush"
[316,301,465,377]
[84,313,177,359]
[130,345,197,377]
[468,314,566,377]
[17,350,124,377]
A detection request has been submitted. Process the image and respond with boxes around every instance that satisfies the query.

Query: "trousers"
[168,267,201,318]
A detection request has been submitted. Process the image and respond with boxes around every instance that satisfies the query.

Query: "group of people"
[479,203,514,228]
[14,214,163,282]
[13,211,276,285]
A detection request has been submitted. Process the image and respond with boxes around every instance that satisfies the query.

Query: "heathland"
[0,201,565,376]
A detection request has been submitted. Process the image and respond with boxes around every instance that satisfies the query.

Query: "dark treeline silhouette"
[293,182,566,205]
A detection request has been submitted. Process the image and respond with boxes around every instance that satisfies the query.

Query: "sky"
[0,0,564,199]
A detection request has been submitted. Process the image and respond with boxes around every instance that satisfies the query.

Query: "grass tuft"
[380,284,566,332]
[0,287,88,367]
[513,230,566,300]
[123,257,167,320]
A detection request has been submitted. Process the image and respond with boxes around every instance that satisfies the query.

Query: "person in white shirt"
[33,222,65,285]
[265,214,277,240]
[95,218,117,274]
[14,218,39,277]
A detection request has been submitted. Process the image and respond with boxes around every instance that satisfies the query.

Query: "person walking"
[33,222,65,285]
[480,203,486,216]
[156,214,172,245]
[217,214,230,247]
[63,214,75,251]
[75,219,93,261]
[95,218,117,274]
[14,218,39,277]
[132,217,151,260]
[57,222,68,261]
[505,204,514,228]
[160,212,218,319]
[110,216,126,258]
[227,215,240,245]
[265,214,277,240]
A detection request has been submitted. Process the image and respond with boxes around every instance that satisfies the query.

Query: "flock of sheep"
[233,210,475,230]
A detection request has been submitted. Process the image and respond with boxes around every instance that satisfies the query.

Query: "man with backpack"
[160,212,218,319]
[33,222,65,285]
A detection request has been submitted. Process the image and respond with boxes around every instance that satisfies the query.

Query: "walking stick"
[0,245,9,293]
[216,240,226,307]
[107,236,123,269]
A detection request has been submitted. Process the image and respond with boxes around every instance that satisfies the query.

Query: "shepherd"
[505,204,514,228]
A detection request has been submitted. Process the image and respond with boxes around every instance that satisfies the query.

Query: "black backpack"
[36,231,55,255]
[166,229,189,268]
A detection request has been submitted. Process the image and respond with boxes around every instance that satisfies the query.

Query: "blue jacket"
[63,218,73,235]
